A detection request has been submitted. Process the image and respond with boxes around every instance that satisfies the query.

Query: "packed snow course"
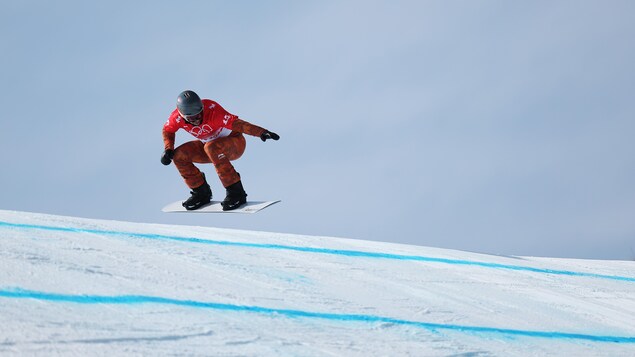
[1,210,634,356]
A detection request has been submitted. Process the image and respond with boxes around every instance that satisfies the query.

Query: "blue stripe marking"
[1,288,633,343]
[2,220,634,282]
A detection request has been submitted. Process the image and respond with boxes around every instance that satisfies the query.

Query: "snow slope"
[1,209,634,356]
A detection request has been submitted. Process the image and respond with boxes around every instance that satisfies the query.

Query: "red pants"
[173,132,246,188]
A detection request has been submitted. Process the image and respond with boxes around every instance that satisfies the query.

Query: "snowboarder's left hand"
[260,130,280,142]
[161,149,174,165]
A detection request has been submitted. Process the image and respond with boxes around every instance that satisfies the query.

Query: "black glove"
[260,130,280,142]
[161,149,174,165]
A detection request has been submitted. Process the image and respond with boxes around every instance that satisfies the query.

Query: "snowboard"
[162,200,280,214]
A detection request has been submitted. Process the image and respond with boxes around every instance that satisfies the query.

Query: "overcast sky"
[2,1,634,260]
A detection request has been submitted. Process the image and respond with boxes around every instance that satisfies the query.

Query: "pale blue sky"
[2,1,634,259]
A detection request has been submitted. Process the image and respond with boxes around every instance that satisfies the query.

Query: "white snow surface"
[1,209,634,356]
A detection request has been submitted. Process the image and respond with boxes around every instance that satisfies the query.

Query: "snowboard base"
[162,200,280,214]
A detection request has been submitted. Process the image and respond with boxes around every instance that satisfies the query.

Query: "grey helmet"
[176,90,203,123]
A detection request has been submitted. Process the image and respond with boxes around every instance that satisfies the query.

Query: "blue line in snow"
[1,288,633,344]
[1,220,634,283]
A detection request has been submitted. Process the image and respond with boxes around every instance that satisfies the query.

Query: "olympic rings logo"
[188,124,214,137]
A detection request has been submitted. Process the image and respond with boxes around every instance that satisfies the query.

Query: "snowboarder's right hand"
[161,149,174,165]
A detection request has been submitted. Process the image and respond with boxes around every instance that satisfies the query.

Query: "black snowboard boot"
[221,180,247,211]
[182,177,212,211]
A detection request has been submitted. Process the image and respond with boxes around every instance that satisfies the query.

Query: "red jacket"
[162,99,265,150]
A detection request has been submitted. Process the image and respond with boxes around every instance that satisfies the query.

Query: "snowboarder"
[161,90,279,211]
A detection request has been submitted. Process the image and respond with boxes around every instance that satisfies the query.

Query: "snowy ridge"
[2,220,634,283]
[1,210,634,356]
